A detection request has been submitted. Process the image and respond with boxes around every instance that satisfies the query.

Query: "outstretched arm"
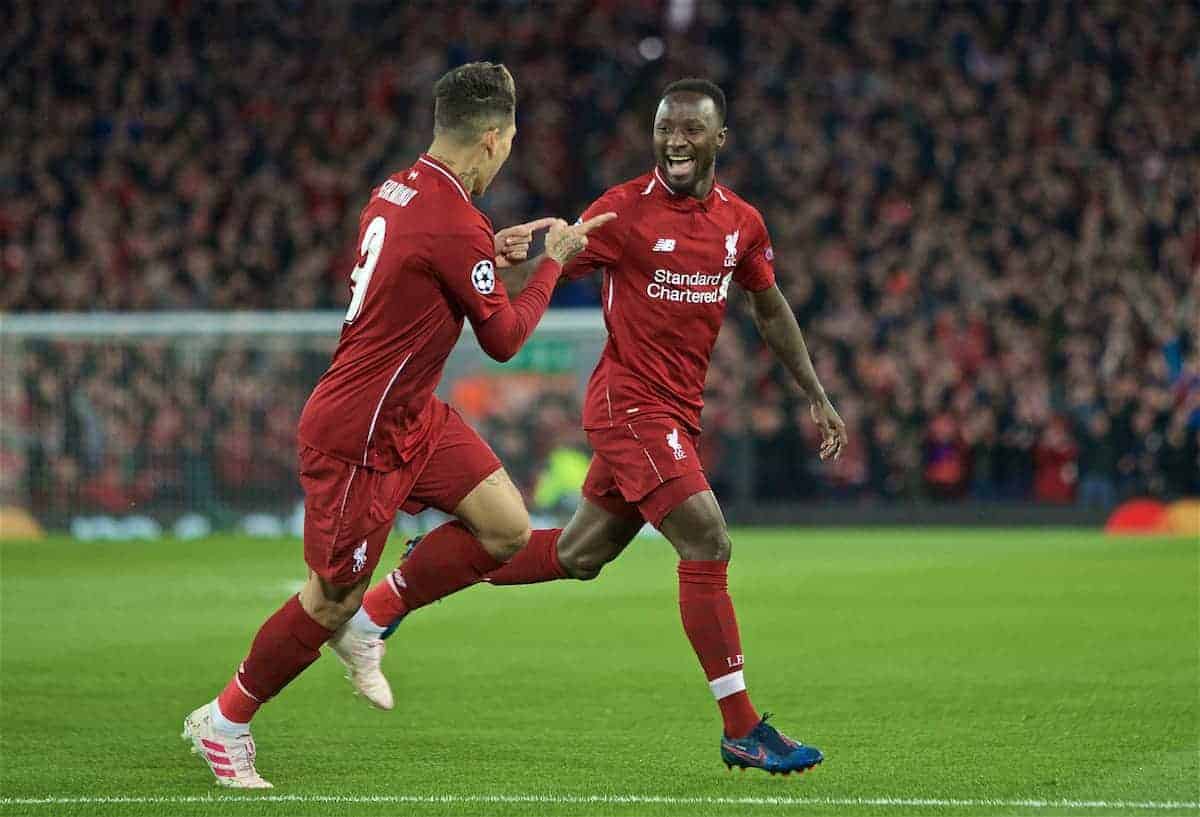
[495,254,551,295]
[473,213,617,362]
[746,284,848,461]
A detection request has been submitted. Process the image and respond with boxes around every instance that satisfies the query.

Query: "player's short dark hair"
[433,62,516,142]
[661,78,726,124]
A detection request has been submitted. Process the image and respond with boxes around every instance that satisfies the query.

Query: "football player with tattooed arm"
[181,61,614,788]
[338,78,848,776]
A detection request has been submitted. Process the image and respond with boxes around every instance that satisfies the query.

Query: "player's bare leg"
[184,571,367,786]
[300,570,372,627]
[332,467,531,708]
[658,490,823,774]
[450,467,533,560]
[490,496,643,583]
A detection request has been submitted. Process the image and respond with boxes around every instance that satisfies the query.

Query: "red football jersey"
[298,154,512,470]
[564,168,776,434]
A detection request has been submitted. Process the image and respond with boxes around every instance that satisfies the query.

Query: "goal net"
[1,310,608,538]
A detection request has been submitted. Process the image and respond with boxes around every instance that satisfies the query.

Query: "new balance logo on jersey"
[723,229,740,267]
[667,428,687,461]
[652,238,676,252]
[352,540,368,573]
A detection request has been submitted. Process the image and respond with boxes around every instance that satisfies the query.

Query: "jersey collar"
[648,166,726,211]
[417,153,471,202]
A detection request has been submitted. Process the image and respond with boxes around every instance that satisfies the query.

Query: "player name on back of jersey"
[377,179,418,207]
[647,268,732,304]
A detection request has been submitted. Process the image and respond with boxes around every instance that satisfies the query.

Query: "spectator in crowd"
[1077,413,1119,508]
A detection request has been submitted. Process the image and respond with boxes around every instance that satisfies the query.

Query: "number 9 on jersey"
[345,216,387,323]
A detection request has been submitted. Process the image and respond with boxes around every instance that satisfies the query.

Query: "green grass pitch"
[1,528,1197,817]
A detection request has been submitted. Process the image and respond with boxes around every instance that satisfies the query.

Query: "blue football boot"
[379,535,422,640]
[720,714,824,775]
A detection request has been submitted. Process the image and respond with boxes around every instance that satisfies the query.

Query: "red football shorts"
[299,408,502,585]
[582,416,711,528]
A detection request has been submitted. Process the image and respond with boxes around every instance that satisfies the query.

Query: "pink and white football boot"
[327,626,394,710]
[181,703,273,788]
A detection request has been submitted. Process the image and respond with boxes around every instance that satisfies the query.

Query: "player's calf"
[550,499,642,581]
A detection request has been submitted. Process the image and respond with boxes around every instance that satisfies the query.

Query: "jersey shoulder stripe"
[711,183,764,221]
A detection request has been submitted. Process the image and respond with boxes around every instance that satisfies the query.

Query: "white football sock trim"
[709,670,746,700]
[352,604,387,636]
[210,700,249,734]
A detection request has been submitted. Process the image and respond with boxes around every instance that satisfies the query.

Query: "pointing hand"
[494,217,559,268]
[545,212,618,265]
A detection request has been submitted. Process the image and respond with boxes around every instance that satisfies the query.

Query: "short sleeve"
[432,221,510,326]
[561,187,632,280]
[734,209,776,293]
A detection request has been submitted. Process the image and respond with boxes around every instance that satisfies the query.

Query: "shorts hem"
[639,470,711,528]
[579,487,644,522]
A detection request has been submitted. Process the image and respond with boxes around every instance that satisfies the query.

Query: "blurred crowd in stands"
[2,0,1197,519]
[4,341,311,518]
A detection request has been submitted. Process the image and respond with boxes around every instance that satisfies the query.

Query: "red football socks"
[484,528,566,585]
[362,520,504,626]
[216,595,335,725]
[678,560,760,740]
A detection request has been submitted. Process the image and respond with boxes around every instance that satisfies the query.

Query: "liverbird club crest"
[723,229,739,268]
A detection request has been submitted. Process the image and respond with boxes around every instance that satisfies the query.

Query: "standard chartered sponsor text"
[647,268,730,303]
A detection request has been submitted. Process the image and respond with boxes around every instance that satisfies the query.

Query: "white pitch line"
[0,794,1197,810]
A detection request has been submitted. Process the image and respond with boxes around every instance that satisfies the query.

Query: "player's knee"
[557,537,620,581]
[560,549,607,581]
[678,525,731,562]
[478,516,531,561]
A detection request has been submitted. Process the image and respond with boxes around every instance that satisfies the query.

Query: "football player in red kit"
[340,78,847,776]
[181,62,614,788]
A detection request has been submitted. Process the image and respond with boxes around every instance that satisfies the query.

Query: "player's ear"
[716,126,727,150]
[482,127,500,157]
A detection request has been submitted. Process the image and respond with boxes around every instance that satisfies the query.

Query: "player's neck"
[664,170,716,201]
[424,141,479,196]
[690,173,716,200]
